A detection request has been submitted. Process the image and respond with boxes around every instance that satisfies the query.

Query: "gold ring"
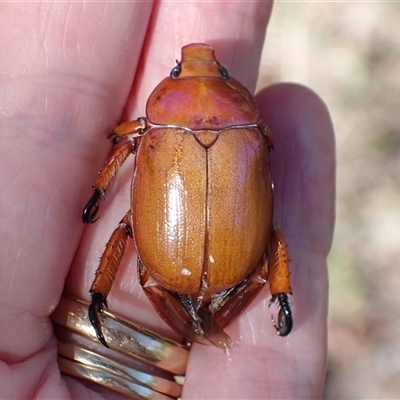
[51,296,189,399]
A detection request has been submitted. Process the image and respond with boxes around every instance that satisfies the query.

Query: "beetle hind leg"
[178,293,234,351]
[139,262,233,351]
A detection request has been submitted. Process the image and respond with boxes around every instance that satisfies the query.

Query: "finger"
[0,0,151,371]
[183,84,335,398]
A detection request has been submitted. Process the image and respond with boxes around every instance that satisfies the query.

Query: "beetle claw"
[82,189,103,224]
[88,292,109,348]
[107,131,120,144]
[269,293,293,337]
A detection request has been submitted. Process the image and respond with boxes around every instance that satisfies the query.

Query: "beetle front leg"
[83,141,138,224]
[83,118,149,224]
[82,139,139,224]
[89,211,133,347]
[268,224,293,336]
[107,117,147,143]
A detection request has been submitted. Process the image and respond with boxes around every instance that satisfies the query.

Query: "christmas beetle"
[83,43,293,351]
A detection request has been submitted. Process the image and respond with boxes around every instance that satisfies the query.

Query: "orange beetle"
[83,43,292,351]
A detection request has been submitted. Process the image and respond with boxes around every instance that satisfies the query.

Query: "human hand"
[0,2,334,398]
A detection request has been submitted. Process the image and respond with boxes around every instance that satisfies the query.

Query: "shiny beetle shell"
[84,43,292,351]
[133,46,272,295]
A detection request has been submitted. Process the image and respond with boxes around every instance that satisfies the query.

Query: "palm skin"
[0,2,334,399]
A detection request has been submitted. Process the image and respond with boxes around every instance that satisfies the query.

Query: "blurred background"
[256,3,400,399]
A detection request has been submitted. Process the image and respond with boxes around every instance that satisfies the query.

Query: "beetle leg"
[107,117,147,143]
[196,307,233,352]
[176,293,234,351]
[211,261,267,328]
[269,293,293,337]
[83,141,138,224]
[139,263,209,345]
[139,262,233,351]
[89,210,133,347]
[268,224,293,336]
[82,188,103,224]
[88,292,109,347]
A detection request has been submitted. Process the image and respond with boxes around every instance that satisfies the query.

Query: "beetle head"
[147,43,259,128]
[171,43,229,79]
